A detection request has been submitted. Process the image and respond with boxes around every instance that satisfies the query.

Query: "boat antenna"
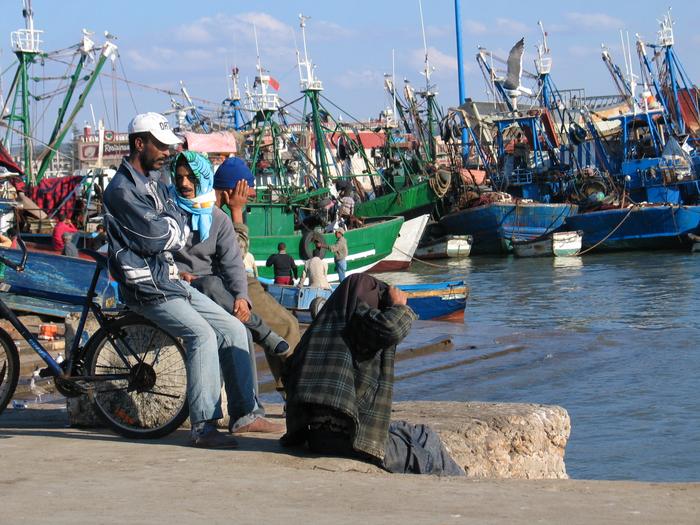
[392,48,397,126]
[418,0,432,89]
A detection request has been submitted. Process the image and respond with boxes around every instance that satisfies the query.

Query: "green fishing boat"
[245,203,403,281]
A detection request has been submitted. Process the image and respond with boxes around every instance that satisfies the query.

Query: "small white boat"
[415,235,472,259]
[512,231,582,258]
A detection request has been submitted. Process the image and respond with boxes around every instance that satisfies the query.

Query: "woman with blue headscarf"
[171,151,284,435]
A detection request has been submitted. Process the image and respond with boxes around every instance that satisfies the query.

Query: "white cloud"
[409,47,468,78]
[565,12,623,30]
[568,45,599,58]
[334,69,384,90]
[464,19,488,35]
[496,18,529,35]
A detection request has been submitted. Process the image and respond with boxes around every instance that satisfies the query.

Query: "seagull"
[500,38,533,108]
[30,367,47,403]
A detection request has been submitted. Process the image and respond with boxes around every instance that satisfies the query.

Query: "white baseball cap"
[128,112,182,146]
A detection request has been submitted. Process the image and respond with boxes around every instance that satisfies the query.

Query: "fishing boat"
[415,234,472,259]
[0,247,118,316]
[414,222,472,259]
[512,230,582,257]
[563,205,700,251]
[440,201,578,255]
[265,279,468,322]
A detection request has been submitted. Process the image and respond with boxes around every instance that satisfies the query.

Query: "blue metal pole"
[454,0,468,165]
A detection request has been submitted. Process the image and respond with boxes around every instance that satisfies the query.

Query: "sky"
[1,0,699,140]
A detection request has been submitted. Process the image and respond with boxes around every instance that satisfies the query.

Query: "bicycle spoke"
[142,389,184,400]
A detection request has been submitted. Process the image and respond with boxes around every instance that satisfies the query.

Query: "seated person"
[52,213,78,254]
[282,274,464,476]
[213,157,301,394]
[171,151,294,374]
[298,248,330,290]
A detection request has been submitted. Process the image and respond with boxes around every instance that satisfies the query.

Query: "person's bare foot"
[231,417,285,434]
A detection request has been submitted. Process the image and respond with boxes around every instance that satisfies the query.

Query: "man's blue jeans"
[130,282,262,426]
[335,259,347,282]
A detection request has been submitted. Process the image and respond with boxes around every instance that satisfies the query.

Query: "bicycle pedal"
[38,367,54,378]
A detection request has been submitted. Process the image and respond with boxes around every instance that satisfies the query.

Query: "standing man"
[324,227,348,282]
[266,243,298,285]
[103,113,278,448]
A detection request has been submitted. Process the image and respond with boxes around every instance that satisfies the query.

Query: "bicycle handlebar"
[0,235,28,273]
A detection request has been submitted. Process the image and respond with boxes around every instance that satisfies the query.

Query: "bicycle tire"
[0,329,19,416]
[84,314,189,439]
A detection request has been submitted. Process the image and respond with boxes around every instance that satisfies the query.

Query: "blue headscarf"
[171,151,216,242]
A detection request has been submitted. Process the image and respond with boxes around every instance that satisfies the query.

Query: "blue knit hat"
[213,157,255,189]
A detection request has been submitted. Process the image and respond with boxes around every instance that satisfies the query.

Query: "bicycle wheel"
[0,329,19,415]
[84,314,189,439]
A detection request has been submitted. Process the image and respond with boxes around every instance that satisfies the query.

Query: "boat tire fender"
[309,297,326,320]
[300,230,326,260]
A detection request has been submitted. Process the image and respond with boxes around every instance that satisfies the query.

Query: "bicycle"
[0,237,189,439]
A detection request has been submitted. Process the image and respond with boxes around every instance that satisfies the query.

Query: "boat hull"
[439,202,579,255]
[512,231,582,257]
[265,280,468,322]
[355,181,439,220]
[251,216,404,281]
[415,235,472,259]
[563,205,700,252]
[370,214,429,272]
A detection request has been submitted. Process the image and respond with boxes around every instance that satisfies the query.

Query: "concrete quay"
[1,405,698,525]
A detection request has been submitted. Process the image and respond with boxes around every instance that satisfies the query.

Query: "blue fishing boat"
[439,202,578,255]
[0,248,118,316]
[265,279,468,322]
[563,205,700,251]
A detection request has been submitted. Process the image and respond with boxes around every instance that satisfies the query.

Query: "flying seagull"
[501,38,533,108]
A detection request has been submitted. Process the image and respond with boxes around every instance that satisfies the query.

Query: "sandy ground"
[1,406,698,525]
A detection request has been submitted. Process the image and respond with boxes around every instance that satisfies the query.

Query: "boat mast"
[249,24,284,181]
[297,14,330,184]
[4,0,43,183]
[418,0,437,163]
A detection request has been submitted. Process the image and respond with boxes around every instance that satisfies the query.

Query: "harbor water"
[380,251,700,482]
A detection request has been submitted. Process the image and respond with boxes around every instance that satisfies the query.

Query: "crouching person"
[103,113,280,448]
[281,274,464,475]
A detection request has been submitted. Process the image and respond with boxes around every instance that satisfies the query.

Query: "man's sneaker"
[272,340,293,359]
[190,422,239,449]
[230,417,285,435]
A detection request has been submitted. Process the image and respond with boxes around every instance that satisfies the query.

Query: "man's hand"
[233,298,251,323]
[387,286,408,306]
[230,180,250,210]
[179,271,196,283]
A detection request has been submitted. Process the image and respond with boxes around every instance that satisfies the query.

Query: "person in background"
[214,157,301,394]
[298,248,330,290]
[52,213,78,254]
[266,242,298,285]
[282,274,464,476]
[103,112,272,448]
[321,227,348,282]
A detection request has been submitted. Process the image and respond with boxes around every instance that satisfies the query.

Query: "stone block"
[391,401,570,479]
